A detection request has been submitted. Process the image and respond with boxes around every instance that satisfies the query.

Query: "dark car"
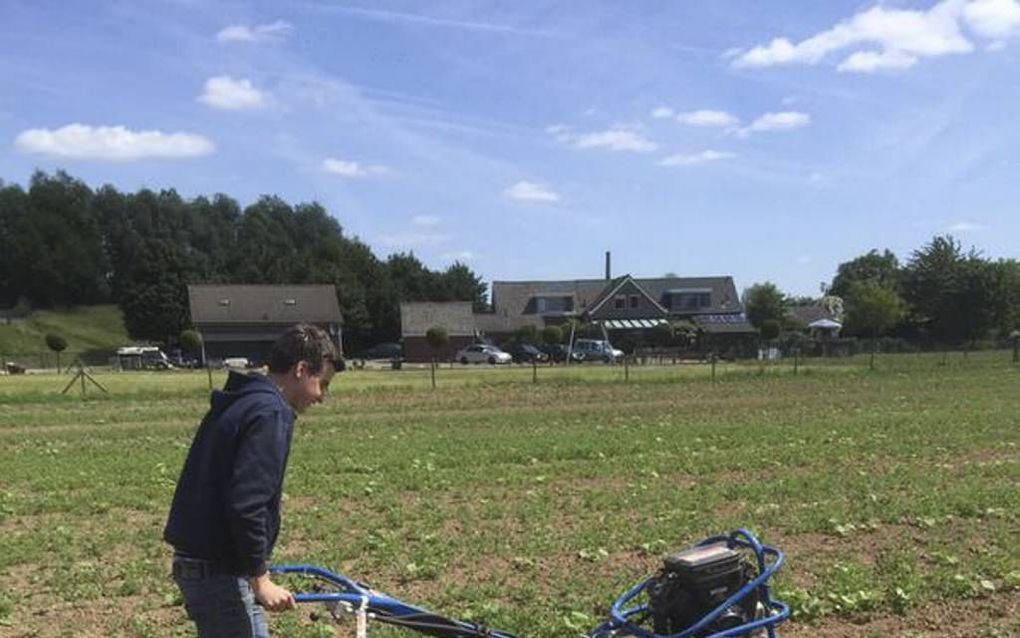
[351,342,403,361]
[539,343,583,363]
[510,343,549,364]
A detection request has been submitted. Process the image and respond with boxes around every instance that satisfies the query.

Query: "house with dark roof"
[487,274,755,343]
[398,273,756,360]
[188,284,343,364]
[399,301,476,362]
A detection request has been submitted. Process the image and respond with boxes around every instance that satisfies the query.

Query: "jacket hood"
[209,371,286,417]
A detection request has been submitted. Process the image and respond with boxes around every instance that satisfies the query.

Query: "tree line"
[743,236,1020,346]
[0,170,486,350]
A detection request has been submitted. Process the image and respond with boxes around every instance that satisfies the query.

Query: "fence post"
[624,356,630,382]
[1012,332,1019,364]
[793,348,799,376]
[430,359,436,390]
[532,359,537,384]
[207,364,213,391]
[711,352,717,382]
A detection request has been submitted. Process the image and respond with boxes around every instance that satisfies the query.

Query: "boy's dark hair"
[268,323,343,374]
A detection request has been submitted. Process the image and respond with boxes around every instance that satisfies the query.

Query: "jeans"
[174,571,270,638]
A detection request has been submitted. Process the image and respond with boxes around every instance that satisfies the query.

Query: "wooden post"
[207,363,214,391]
[532,359,537,384]
[711,352,717,382]
[624,356,629,382]
[793,348,799,375]
[430,358,436,390]
[1013,334,1019,364]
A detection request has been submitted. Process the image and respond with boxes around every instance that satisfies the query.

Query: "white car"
[572,339,625,363]
[456,344,512,365]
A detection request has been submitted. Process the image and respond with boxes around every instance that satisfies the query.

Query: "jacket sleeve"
[224,407,288,577]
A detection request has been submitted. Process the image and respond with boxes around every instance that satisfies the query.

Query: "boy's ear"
[293,360,309,378]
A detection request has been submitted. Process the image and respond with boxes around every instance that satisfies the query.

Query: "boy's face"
[285,360,335,414]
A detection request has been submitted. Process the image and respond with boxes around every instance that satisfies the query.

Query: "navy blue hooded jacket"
[164,372,295,577]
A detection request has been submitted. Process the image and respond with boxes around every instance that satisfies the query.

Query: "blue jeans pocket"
[174,574,270,638]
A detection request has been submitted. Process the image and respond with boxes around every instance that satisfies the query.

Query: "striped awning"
[598,318,669,330]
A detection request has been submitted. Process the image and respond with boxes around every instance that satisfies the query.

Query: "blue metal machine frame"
[271,528,788,638]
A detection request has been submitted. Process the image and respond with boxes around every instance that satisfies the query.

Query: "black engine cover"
[648,543,757,636]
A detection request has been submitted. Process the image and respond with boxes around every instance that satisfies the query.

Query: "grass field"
[0,353,1017,637]
[0,306,130,368]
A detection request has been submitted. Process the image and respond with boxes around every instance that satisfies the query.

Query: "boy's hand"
[250,574,295,612]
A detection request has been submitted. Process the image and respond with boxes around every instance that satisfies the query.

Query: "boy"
[164,323,341,637]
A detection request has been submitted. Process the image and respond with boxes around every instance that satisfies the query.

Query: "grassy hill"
[0,305,131,361]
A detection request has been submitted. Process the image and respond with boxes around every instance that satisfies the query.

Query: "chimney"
[605,251,611,280]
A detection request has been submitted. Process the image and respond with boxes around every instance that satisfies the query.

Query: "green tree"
[760,319,781,341]
[830,249,902,298]
[180,329,203,357]
[45,333,68,371]
[515,324,540,344]
[901,235,999,344]
[743,282,788,330]
[541,325,563,345]
[13,171,109,306]
[119,239,191,344]
[425,326,449,362]
[845,281,905,368]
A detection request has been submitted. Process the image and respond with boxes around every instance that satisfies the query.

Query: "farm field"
[0,353,1017,637]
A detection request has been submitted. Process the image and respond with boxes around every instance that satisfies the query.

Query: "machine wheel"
[460,357,468,365]
[488,356,496,364]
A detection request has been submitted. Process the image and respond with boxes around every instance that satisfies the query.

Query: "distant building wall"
[403,335,475,363]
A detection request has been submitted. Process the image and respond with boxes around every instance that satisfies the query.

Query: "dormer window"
[283,299,297,306]
[534,295,573,314]
[218,299,230,306]
[665,289,711,310]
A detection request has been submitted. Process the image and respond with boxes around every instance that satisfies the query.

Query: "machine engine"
[647,543,760,637]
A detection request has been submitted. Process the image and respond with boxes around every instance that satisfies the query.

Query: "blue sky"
[2,0,1019,297]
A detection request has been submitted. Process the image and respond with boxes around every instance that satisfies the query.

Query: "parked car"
[224,357,251,370]
[541,343,585,363]
[456,344,512,365]
[351,342,403,361]
[572,338,625,363]
[509,343,549,364]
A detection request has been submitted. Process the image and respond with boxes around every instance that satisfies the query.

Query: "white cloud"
[658,150,735,167]
[441,250,476,261]
[675,110,740,128]
[964,0,1020,39]
[321,157,390,178]
[13,124,214,161]
[550,125,657,153]
[651,106,675,119]
[411,214,441,227]
[838,48,919,72]
[197,76,268,110]
[377,231,449,249]
[740,111,811,136]
[504,180,560,203]
[217,20,293,43]
[732,0,976,73]
[946,221,987,231]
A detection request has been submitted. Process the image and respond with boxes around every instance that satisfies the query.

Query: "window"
[671,292,711,310]
[534,296,573,313]
[614,295,626,309]
[629,295,639,308]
